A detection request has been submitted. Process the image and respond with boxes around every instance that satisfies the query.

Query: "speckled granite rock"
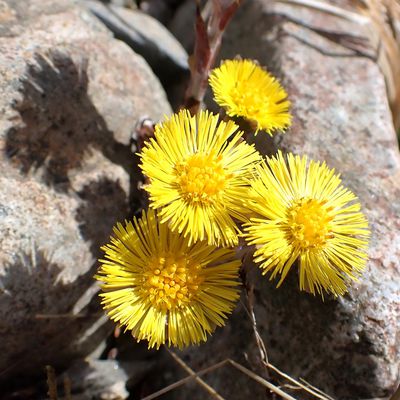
[0,0,171,388]
[169,1,400,399]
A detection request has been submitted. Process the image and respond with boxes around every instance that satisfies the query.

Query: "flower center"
[175,152,228,204]
[286,198,334,250]
[231,86,265,118]
[143,253,204,311]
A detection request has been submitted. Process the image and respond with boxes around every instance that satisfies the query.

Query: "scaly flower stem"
[184,0,242,114]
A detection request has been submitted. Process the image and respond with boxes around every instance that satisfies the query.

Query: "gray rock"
[63,358,153,400]
[171,1,400,399]
[0,0,171,389]
[81,0,189,84]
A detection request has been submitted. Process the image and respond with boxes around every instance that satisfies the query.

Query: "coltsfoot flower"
[209,59,291,135]
[139,109,261,247]
[243,151,370,297]
[96,209,241,349]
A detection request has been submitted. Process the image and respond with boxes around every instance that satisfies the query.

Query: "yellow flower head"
[139,109,261,247]
[209,59,291,135]
[96,209,241,349]
[243,152,370,297]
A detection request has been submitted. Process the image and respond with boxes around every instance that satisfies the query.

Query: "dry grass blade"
[227,360,298,400]
[142,305,332,400]
[140,359,229,400]
[46,365,58,400]
[242,274,333,400]
[276,0,369,23]
[166,348,226,400]
[266,363,334,400]
[34,313,102,319]
[240,288,269,364]
[299,378,336,400]
[140,356,300,400]
[63,374,72,400]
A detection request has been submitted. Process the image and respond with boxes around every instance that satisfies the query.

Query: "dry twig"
[141,355,300,400]
[165,347,225,400]
[241,270,333,400]
[228,359,298,400]
[140,359,229,400]
[63,374,72,400]
[46,365,58,400]
[276,0,368,23]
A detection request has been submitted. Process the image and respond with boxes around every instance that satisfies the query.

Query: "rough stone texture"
[0,0,171,389]
[169,2,400,400]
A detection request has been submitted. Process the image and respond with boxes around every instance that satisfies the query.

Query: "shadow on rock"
[76,177,129,259]
[0,245,108,391]
[250,268,381,399]
[5,50,133,193]
[162,266,382,400]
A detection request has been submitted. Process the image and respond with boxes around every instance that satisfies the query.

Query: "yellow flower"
[139,109,261,247]
[209,59,291,135]
[96,209,241,349]
[243,152,370,297]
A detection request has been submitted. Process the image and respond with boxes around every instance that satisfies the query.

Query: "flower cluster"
[96,59,370,349]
